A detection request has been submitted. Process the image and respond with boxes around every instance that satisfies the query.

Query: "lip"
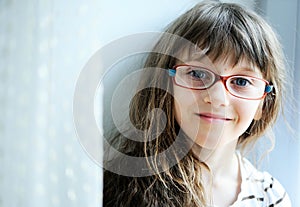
[196,113,233,122]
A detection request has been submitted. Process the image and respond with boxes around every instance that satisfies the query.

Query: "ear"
[254,100,264,120]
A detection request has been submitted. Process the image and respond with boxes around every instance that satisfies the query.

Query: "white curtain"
[0,1,103,206]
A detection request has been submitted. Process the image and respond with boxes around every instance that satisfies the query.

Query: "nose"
[203,80,230,107]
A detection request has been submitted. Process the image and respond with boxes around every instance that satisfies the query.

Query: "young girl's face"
[173,56,264,149]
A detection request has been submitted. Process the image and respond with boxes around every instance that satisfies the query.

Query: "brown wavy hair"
[103,1,286,206]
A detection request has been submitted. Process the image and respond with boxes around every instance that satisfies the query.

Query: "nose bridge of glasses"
[205,74,228,94]
[209,71,227,89]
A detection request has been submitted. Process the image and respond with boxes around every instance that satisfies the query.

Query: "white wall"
[257,0,300,206]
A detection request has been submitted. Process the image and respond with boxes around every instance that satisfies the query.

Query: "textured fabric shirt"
[229,152,291,207]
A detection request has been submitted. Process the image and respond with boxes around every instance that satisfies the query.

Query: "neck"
[192,139,242,206]
[192,138,239,177]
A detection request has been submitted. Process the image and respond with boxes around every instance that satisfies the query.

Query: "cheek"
[173,86,199,123]
[236,100,261,126]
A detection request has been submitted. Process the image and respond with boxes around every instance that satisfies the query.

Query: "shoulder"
[234,153,291,206]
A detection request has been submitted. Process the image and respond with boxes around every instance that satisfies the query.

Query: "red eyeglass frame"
[169,64,273,100]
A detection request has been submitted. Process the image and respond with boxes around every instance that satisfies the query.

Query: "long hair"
[103,1,286,206]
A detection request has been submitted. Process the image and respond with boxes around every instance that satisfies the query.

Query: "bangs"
[172,3,270,73]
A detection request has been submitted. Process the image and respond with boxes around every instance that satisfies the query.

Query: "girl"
[103,1,291,206]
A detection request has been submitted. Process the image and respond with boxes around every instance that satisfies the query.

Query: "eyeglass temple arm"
[169,69,176,77]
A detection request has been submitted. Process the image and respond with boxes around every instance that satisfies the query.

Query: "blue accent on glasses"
[169,69,176,77]
[264,85,273,93]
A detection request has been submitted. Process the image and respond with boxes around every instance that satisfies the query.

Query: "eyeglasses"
[169,64,273,100]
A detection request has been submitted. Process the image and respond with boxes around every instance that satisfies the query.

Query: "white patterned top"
[229,152,291,207]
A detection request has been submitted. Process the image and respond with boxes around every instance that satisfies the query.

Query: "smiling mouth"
[196,113,233,122]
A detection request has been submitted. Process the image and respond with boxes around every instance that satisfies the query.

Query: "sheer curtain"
[0,1,103,206]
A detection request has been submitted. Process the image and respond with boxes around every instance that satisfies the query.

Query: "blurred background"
[0,0,299,206]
